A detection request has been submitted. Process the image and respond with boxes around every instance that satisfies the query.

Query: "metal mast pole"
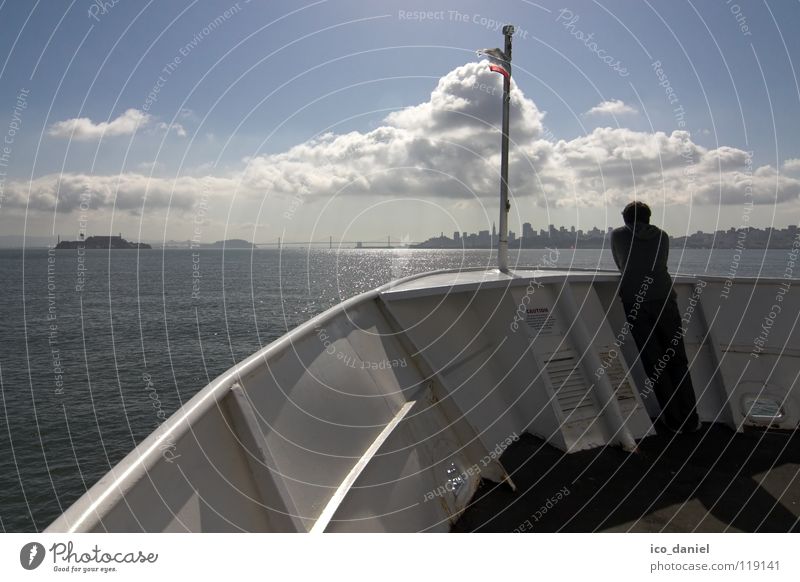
[498,25,514,273]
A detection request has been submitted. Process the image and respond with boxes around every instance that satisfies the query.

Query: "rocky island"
[55,235,151,250]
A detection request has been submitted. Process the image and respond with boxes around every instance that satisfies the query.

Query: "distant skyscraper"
[454,231,461,242]
[522,222,534,240]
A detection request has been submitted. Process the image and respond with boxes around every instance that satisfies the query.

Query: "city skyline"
[414,222,800,250]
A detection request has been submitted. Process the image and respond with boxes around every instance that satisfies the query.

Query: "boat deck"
[454,425,800,532]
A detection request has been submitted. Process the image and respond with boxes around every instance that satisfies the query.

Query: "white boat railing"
[46,269,799,532]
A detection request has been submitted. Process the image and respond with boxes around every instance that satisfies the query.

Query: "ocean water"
[0,246,792,532]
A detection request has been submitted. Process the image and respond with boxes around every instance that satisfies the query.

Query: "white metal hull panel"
[383,287,543,452]
[680,278,799,429]
[77,401,274,532]
[235,299,411,524]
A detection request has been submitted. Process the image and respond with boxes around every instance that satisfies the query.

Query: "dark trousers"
[622,296,699,431]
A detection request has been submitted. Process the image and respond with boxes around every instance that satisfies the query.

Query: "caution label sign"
[527,307,556,334]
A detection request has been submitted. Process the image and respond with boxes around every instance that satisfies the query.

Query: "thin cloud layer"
[3,172,232,213]
[8,61,800,215]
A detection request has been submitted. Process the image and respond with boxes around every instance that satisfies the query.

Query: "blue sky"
[1,0,799,244]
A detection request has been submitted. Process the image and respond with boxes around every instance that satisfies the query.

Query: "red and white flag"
[478,48,510,78]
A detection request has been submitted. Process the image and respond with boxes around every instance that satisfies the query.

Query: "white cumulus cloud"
[156,121,187,137]
[48,108,187,141]
[48,108,152,140]
[7,62,799,218]
[584,99,638,116]
[782,158,800,173]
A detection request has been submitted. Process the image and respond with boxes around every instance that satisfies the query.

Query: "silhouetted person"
[611,202,700,434]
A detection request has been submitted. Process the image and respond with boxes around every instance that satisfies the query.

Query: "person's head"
[622,201,651,226]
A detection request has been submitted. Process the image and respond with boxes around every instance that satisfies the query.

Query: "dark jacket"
[611,223,674,304]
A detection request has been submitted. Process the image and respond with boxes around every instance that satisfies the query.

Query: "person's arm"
[611,230,624,271]
[659,230,669,270]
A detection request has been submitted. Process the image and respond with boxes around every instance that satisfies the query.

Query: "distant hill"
[159,238,256,249]
[202,239,255,249]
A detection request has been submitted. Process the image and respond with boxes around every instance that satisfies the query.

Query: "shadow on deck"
[453,424,800,532]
